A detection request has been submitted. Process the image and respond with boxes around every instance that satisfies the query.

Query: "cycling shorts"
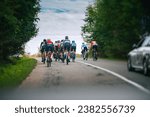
[64,43,70,52]
[71,46,76,52]
[93,45,98,52]
[41,45,46,53]
[46,45,54,53]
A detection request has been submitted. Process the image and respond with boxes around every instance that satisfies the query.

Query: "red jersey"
[47,39,53,45]
[91,41,97,46]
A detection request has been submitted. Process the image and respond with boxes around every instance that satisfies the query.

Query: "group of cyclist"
[40,36,77,65]
[81,40,98,61]
[40,36,98,66]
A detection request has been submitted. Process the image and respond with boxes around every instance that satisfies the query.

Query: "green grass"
[0,57,37,88]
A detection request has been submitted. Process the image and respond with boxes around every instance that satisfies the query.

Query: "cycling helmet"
[65,36,68,39]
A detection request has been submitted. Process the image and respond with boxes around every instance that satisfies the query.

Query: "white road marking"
[77,61,150,95]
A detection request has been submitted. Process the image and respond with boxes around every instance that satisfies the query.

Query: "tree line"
[0,0,40,60]
[82,0,150,58]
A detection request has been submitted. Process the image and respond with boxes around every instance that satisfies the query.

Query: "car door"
[130,48,138,66]
[136,38,150,67]
[132,39,144,67]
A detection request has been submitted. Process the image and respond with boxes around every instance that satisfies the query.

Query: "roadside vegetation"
[0,0,40,88]
[0,0,40,60]
[0,57,37,88]
[82,0,150,59]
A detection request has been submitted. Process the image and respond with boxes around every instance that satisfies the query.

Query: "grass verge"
[0,57,37,88]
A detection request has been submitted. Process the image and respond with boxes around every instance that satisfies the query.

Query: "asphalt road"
[1,58,150,100]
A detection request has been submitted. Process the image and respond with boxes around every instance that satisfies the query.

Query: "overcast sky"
[25,0,94,54]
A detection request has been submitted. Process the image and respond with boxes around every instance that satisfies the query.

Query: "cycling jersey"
[64,39,70,44]
[40,41,47,53]
[71,42,76,47]
[47,39,53,45]
[81,43,87,50]
[46,39,54,52]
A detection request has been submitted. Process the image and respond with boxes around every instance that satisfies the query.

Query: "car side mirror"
[132,44,137,49]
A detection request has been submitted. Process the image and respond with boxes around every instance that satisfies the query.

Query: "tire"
[66,56,69,65]
[93,53,96,61]
[143,59,149,76]
[47,57,49,67]
[43,58,45,64]
[127,57,134,71]
[47,57,51,67]
[72,53,75,62]
[83,52,85,60]
[85,52,87,60]
[93,51,97,61]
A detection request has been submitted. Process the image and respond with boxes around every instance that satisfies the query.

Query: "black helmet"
[65,36,68,39]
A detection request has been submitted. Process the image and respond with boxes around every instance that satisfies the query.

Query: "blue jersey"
[71,42,76,47]
[81,44,87,50]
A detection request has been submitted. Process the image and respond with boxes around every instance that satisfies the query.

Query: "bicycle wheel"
[66,56,69,65]
[47,57,51,67]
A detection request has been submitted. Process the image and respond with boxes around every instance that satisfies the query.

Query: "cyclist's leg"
[93,45,97,59]
[41,51,43,60]
[50,45,53,59]
[66,45,71,62]
[73,47,76,58]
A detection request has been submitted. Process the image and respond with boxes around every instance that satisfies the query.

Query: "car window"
[147,40,150,47]
[142,37,150,47]
[137,39,144,47]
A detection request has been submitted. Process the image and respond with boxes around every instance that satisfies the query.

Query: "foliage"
[82,0,150,58]
[0,0,40,60]
[0,57,37,88]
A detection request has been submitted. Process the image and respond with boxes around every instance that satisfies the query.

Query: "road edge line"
[77,61,150,95]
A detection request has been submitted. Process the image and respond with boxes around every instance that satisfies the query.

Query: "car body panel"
[128,37,150,71]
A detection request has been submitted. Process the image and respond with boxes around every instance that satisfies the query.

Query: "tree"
[0,0,40,60]
[81,4,97,42]
[82,0,150,58]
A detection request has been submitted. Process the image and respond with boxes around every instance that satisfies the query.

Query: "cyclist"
[81,42,88,60]
[81,42,88,54]
[60,39,64,52]
[91,40,98,60]
[64,36,71,52]
[71,40,76,52]
[46,39,54,61]
[71,40,77,62]
[54,41,58,52]
[91,40,98,52]
[40,39,47,63]
[54,40,61,61]
[46,39,54,52]
[64,36,71,64]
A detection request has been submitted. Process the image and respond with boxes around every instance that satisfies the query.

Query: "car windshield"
[142,37,150,47]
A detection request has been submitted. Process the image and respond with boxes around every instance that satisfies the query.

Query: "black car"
[127,37,150,75]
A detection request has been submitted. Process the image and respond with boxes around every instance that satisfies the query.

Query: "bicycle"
[42,53,46,64]
[82,50,88,60]
[53,51,59,62]
[46,51,52,67]
[93,49,97,61]
[64,51,70,65]
[70,51,76,62]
